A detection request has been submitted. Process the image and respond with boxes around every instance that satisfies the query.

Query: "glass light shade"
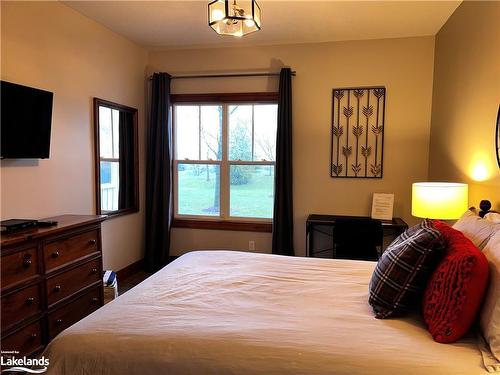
[412,182,468,220]
[208,0,261,37]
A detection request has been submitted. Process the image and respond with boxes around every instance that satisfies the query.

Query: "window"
[94,98,139,217]
[98,106,120,212]
[173,93,278,229]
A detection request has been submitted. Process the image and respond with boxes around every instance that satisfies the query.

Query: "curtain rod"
[148,71,296,80]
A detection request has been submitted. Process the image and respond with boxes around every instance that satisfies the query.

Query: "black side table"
[306,214,408,258]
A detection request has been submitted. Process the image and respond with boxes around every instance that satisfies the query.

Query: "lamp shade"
[412,182,468,220]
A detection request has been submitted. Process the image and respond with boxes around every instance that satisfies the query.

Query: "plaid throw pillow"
[369,219,445,319]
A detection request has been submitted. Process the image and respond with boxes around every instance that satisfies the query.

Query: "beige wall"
[0,2,148,271]
[7,3,482,261]
[148,36,436,256]
[429,1,500,209]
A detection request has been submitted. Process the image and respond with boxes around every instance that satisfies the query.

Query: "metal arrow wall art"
[330,86,386,178]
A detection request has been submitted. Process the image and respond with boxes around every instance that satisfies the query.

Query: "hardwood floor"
[118,271,152,295]
[116,257,178,296]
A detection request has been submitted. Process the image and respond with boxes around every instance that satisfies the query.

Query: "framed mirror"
[93,98,139,217]
[496,105,500,168]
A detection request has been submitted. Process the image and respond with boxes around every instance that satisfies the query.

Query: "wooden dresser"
[1,215,106,357]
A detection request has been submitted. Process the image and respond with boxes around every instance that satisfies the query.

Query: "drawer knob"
[56,319,63,325]
[89,239,97,246]
[91,297,98,304]
[25,297,35,305]
[54,285,62,292]
[91,268,98,274]
[23,259,32,268]
[30,333,37,339]
[51,251,60,258]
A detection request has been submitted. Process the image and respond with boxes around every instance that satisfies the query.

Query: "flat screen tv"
[1,81,54,159]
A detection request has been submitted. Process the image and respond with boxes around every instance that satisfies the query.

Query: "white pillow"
[485,212,500,224]
[453,210,500,249]
[480,230,500,365]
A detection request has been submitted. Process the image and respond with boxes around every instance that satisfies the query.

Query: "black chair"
[332,218,383,261]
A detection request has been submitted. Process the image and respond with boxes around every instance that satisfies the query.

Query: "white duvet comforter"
[44,251,487,374]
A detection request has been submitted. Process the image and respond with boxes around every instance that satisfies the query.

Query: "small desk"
[306,214,408,258]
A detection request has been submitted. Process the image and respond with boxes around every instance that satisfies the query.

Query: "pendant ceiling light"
[208,0,261,37]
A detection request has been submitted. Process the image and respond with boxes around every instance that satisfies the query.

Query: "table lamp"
[412,182,468,220]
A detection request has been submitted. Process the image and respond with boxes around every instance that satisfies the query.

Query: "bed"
[43,250,488,374]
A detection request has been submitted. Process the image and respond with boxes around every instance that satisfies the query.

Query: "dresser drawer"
[1,248,39,289]
[1,283,42,332]
[48,285,102,339]
[43,229,99,272]
[46,258,101,306]
[1,320,43,356]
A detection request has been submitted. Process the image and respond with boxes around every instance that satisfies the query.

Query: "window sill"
[172,219,272,233]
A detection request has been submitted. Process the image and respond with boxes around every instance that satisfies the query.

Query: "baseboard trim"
[116,259,144,281]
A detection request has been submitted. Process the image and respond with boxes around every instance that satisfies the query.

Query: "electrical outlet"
[248,240,255,251]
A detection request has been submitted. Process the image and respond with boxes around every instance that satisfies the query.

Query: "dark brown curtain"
[272,68,294,256]
[145,72,172,272]
[118,111,134,210]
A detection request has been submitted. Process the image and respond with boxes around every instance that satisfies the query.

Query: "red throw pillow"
[423,220,489,343]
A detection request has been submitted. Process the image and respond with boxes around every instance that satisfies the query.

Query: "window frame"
[93,98,139,219]
[171,92,278,232]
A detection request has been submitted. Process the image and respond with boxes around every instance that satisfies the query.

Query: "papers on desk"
[371,193,394,221]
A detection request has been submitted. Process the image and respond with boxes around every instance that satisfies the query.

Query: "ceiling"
[64,1,461,50]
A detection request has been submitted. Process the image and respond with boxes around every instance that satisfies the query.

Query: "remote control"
[37,220,58,227]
